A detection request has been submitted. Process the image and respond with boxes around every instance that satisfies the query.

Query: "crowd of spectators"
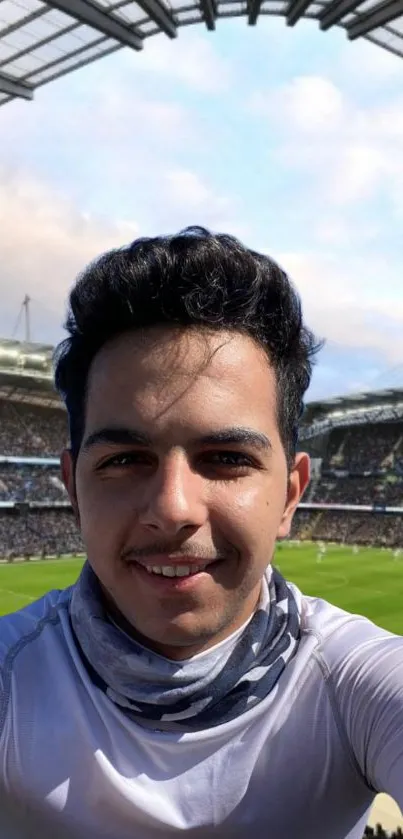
[0,465,66,502]
[323,423,403,474]
[297,420,403,545]
[0,510,82,559]
[291,510,403,548]
[364,828,402,838]
[0,399,67,457]
[310,476,403,507]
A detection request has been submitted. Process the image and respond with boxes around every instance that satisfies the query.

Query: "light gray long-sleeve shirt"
[1,581,403,838]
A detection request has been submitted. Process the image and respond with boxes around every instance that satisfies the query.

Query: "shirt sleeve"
[324,617,403,809]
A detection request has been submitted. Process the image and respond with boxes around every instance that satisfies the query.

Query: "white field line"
[0,587,35,602]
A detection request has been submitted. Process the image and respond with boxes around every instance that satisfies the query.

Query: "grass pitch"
[1,543,403,634]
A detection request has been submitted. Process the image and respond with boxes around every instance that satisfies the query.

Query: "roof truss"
[0,0,402,109]
[45,1,143,48]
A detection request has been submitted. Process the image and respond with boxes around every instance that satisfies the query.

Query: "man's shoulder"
[298,586,403,677]
[0,587,72,671]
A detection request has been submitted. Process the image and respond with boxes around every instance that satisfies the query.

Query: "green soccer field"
[1,543,403,634]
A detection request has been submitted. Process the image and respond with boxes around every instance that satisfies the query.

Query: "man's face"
[62,328,309,659]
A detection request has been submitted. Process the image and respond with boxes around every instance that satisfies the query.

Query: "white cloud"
[251,76,345,133]
[125,33,232,93]
[165,169,216,208]
[337,38,403,84]
[276,249,403,366]
[329,144,387,204]
[0,166,139,343]
[314,216,381,246]
[0,160,242,344]
[251,75,403,209]
[163,169,231,219]
[84,90,195,150]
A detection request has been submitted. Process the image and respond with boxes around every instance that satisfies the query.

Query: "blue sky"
[1,15,403,402]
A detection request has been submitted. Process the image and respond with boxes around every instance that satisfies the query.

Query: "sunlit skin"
[62,327,310,660]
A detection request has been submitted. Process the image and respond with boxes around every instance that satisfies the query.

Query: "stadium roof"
[0,337,60,408]
[1,0,403,108]
[303,387,403,422]
[300,387,403,438]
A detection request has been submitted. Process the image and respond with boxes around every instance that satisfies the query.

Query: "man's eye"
[98,452,150,469]
[202,452,254,468]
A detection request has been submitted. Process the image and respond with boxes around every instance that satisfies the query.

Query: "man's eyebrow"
[81,426,272,453]
[197,428,271,451]
[82,427,152,452]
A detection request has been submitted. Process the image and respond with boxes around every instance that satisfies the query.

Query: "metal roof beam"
[46,0,143,49]
[200,0,216,28]
[319,0,361,30]
[347,0,403,38]
[133,0,177,36]
[248,0,262,25]
[286,0,314,26]
[0,72,33,100]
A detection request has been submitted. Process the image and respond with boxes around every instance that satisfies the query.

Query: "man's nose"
[138,453,208,536]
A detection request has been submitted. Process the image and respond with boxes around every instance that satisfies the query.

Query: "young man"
[0,227,402,839]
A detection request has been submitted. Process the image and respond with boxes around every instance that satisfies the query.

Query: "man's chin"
[133,622,214,660]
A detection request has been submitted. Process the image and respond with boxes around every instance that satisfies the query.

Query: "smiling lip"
[125,556,220,589]
[129,556,217,569]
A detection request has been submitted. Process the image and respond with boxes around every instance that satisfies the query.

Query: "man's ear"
[61,449,80,526]
[277,452,310,540]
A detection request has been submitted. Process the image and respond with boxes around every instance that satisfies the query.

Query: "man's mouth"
[125,556,220,584]
[142,563,210,578]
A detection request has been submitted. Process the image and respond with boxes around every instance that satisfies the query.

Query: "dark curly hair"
[54,226,322,468]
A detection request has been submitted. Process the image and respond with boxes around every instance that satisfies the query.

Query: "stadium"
[2,2,403,836]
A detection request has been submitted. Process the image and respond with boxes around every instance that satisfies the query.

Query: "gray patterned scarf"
[70,561,302,731]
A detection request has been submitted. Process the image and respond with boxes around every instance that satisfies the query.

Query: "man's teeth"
[145,564,208,577]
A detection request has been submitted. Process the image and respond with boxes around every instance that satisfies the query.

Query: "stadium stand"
[0,400,67,457]
[0,509,82,560]
[0,464,66,503]
[291,509,403,547]
[0,339,82,559]
[293,389,403,549]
